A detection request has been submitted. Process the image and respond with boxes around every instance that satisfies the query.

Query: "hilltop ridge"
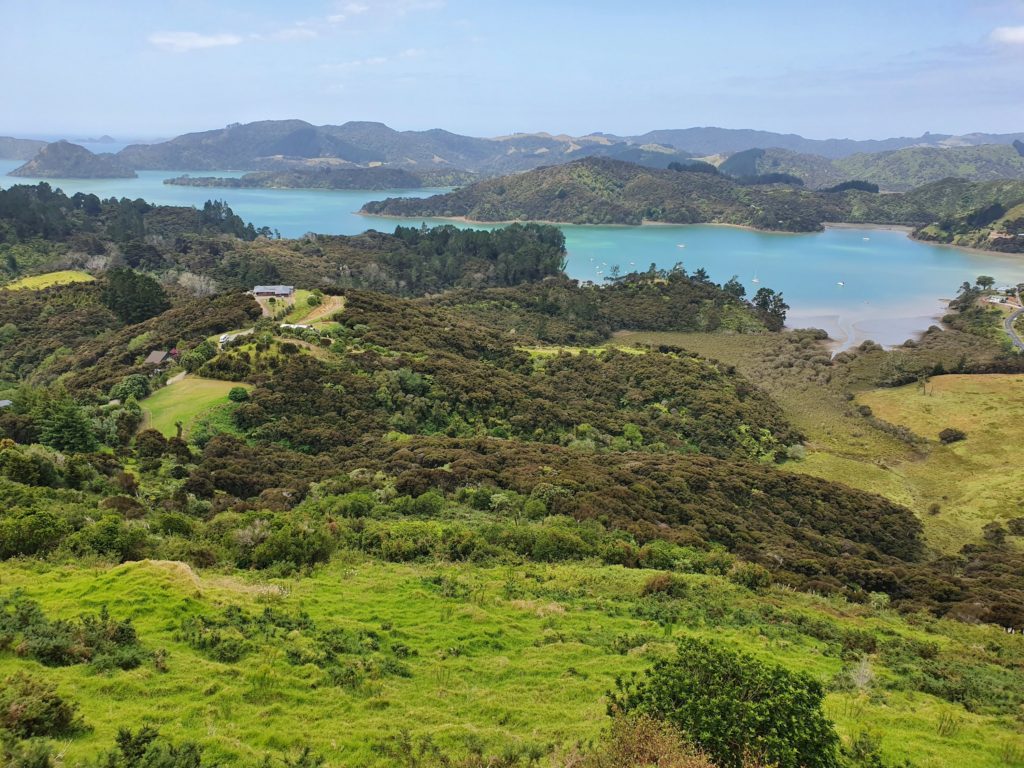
[9,140,137,178]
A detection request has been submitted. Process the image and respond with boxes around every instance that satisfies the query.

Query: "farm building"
[145,351,171,366]
[253,285,295,298]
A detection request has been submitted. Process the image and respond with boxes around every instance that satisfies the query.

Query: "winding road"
[1006,289,1024,352]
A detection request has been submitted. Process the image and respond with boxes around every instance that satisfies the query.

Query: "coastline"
[822,221,915,233]
[359,210,908,236]
[358,209,1011,257]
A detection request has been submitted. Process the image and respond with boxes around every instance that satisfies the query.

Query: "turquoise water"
[2,160,1021,348]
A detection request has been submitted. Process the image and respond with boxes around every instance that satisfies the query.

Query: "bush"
[0,735,54,768]
[0,594,148,670]
[642,572,689,598]
[0,671,82,738]
[610,637,840,768]
[228,387,250,403]
[727,561,773,592]
[99,726,210,768]
[577,714,726,768]
[135,428,168,458]
[938,427,966,444]
[110,374,151,402]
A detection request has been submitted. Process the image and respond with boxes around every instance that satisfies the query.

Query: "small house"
[144,350,171,366]
[253,285,295,298]
[0,399,12,409]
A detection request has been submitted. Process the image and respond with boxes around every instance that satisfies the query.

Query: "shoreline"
[358,210,953,243]
[358,210,1024,262]
[821,221,915,233]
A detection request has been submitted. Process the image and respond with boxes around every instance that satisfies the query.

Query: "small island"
[9,140,137,179]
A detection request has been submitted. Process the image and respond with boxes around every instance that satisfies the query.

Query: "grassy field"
[141,376,250,438]
[1,557,1022,767]
[3,269,95,290]
[849,374,1024,547]
[608,331,1024,552]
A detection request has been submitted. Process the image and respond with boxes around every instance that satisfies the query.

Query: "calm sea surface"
[3,160,1021,349]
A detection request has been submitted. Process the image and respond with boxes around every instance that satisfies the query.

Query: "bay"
[2,160,1020,349]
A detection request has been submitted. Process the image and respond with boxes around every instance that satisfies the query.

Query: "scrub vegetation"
[1,186,1023,767]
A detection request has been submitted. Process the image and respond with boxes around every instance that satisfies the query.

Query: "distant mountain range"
[114,120,696,174]
[628,128,1024,159]
[6,120,1024,187]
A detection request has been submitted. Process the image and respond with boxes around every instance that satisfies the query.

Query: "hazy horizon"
[3,0,1024,141]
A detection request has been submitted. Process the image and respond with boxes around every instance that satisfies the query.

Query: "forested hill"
[362,157,846,230]
[0,183,262,247]
[719,144,1024,192]
[362,157,1024,250]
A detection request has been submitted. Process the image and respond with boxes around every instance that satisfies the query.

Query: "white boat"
[751,276,761,284]
[676,243,686,249]
[862,237,870,241]
[837,281,845,287]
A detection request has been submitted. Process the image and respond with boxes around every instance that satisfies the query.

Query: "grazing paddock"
[4,269,94,290]
[141,375,250,437]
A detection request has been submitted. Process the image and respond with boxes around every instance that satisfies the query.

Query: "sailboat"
[751,275,761,285]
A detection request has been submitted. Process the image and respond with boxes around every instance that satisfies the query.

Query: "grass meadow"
[3,269,95,290]
[140,376,250,438]
[1,557,1023,767]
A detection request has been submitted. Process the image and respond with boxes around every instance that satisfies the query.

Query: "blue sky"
[3,0,1024,140]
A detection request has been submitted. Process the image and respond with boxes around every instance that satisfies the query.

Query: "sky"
[2,0,1024,140]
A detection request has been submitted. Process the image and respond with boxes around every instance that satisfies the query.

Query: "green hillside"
[2,186,1024,767]
[718,144,1024,192]
[362,157,1024,251]
[363,157,849,230]
[835,144,1024,192]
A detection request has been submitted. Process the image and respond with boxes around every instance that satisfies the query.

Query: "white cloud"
[273,24,319,40]
[322,56,389,72]
[991,25,1024,43]
[148,31,242,52]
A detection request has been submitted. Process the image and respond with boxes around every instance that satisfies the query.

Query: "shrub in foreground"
[0,671,82,738]
[609,637,840,768]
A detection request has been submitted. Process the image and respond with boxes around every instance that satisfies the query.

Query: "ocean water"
[2,160,1021,349]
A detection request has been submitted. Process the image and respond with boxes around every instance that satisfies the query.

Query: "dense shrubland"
[2,186,1024,766]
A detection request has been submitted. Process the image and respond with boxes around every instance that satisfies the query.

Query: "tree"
[723,275,746,299]
[752,287,789,331]
[110,374,151,402]
[976,275,995,290]
[609,637,840,768]
[35,394,97,453]
[103,268,170,324]
[228,387,250,402]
